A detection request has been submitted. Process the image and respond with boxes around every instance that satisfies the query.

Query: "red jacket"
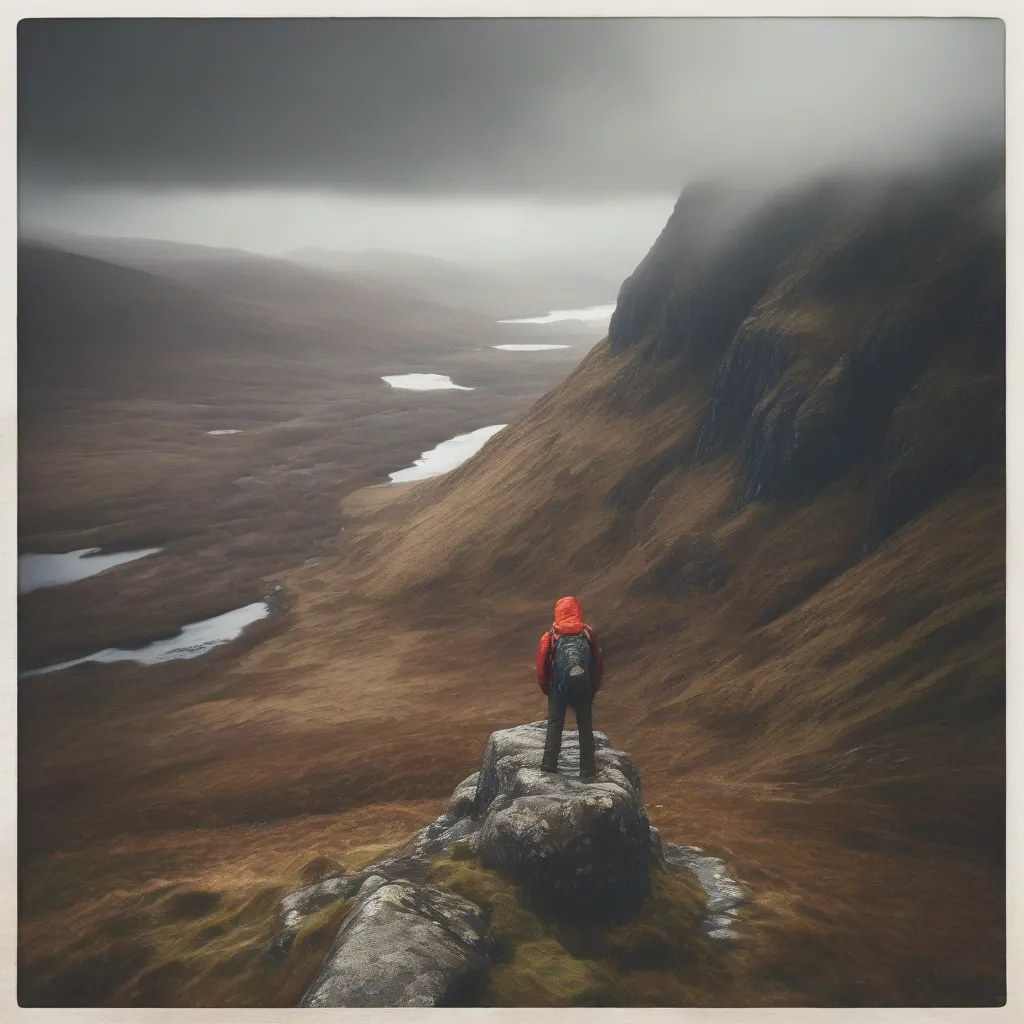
[536,596,604,697]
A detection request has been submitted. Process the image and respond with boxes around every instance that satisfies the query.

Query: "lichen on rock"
[299,879,492,1008]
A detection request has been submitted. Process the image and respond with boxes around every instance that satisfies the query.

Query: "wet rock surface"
[663,843,748,940]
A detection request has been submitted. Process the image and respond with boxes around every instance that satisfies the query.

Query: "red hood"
[552,596,584,635]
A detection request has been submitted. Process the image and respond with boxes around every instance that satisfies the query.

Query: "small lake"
[207,429,243,435]
[492,344,571,351]
[389,424,507,483]
[382,374,474,391]
[20,601,271,678]
[18,547,162,594]
[498,303,616,325]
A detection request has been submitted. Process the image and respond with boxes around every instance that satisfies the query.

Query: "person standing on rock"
[536,596,604,780]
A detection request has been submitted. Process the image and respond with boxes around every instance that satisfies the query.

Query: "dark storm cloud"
[18,17,1004,194]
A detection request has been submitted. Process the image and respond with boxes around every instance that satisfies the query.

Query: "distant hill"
[17,241,495,406]
[20,230,262,264]
[19,235,495,344]
[287,246,622,319]
[22,230,625,322]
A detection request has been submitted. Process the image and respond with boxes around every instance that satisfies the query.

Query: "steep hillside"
[349,160,1003,611]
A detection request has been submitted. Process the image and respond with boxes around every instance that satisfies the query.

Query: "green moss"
[604,864,710,966]
[266,898,354,1008]
[449,838,474,861]
[426,851,726,1007]
[489,938,615,1006]
[426,855,546,941]
[553,865,714,973]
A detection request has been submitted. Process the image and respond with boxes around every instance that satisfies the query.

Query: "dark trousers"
[542,682,596,777]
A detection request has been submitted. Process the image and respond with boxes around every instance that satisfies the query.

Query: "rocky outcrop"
[281,724,655,928]
[276,724,745,1007]
[468,722,654,922]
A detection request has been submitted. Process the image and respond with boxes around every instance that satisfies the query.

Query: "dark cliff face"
[608,181,768,358]
[608,155,1004,545]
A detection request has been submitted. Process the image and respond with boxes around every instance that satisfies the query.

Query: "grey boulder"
[299,879,491,1007]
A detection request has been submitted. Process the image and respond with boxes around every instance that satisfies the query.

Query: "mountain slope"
[349,160,1003,605]
[309,157,1005,1001]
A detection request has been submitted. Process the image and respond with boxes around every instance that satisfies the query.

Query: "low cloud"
[19,18,1004,196]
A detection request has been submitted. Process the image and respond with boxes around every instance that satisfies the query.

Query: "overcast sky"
[17,17,1004,262]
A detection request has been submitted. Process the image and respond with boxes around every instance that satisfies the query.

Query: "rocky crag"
[272,724,747,1007]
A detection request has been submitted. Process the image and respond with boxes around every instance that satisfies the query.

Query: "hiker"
[536,596,604,780]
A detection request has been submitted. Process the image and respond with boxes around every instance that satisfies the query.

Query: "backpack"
[551,630,593,704]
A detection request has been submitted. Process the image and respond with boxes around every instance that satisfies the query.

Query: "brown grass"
[18,223,1004,1006]
[19,444,1003,1005]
